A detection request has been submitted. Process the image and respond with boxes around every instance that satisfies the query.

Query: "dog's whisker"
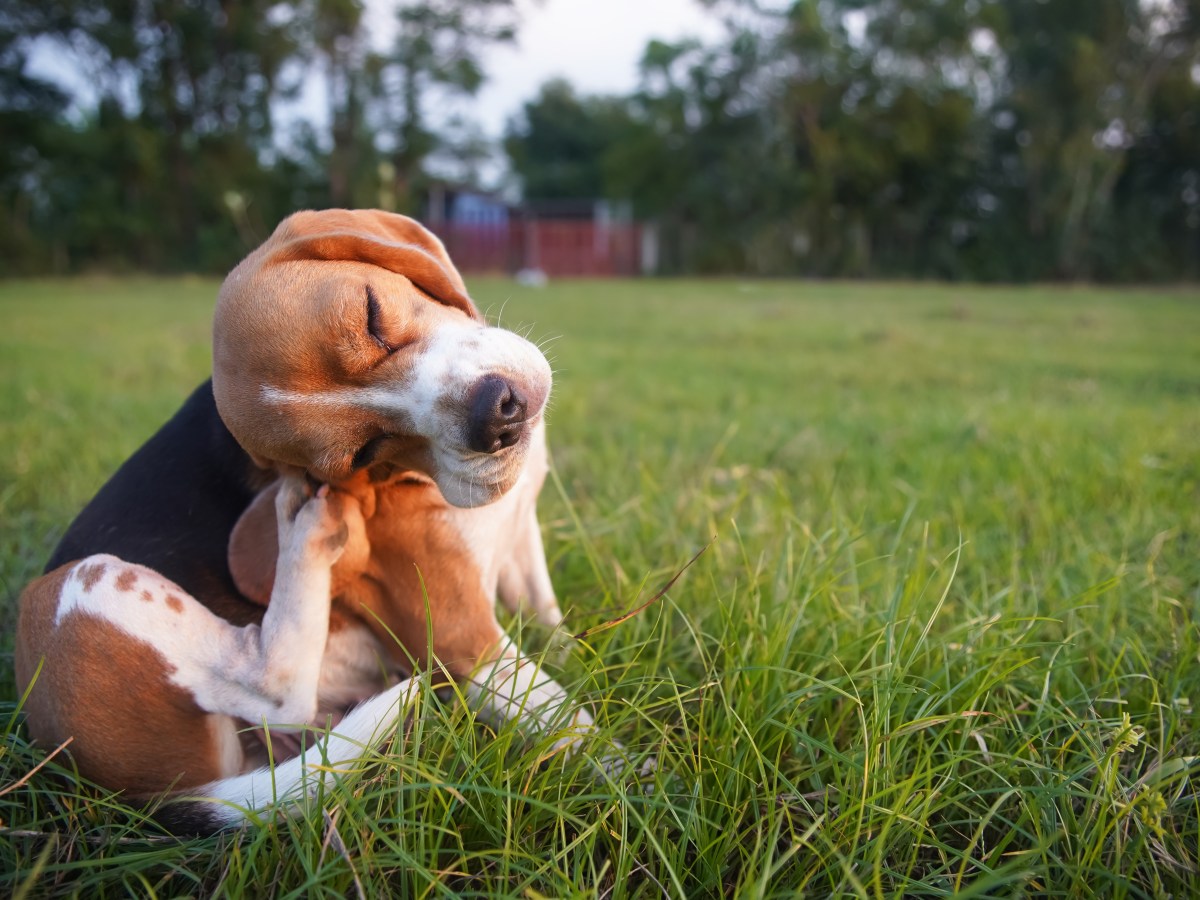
[495,297,512,328]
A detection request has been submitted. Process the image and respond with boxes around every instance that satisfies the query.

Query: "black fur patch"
[152,798,233,837]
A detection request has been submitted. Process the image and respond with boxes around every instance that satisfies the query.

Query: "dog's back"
[48,379,269,624]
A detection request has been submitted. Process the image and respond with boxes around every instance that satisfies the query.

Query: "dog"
[15,209,617,834]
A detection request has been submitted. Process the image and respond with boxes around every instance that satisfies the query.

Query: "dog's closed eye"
[365,286,400,354]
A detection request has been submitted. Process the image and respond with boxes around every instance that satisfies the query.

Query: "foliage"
[0,0,516,274]
[2,277,1199,894]
[505,0,1200,280]
[504,79,640,202]
[0,0,304,273]
[2,0,1199,278]
[387,0,516,206]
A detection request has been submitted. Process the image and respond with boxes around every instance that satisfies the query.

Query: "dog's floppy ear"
[229,482,280,607]
[269,209,480,321]
[229,479,377,608]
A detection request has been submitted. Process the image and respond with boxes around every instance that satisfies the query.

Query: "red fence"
[434,220,642,277]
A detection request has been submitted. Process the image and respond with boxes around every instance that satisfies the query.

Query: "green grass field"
[2,276,1199,897]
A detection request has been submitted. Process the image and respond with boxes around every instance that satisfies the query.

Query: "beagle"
[15,209,611,834]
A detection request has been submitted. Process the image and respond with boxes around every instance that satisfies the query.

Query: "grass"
[1,275,1199,897]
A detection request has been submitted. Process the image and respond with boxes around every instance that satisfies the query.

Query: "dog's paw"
[544,728,658,787]
[590,743,658,785]
[275,478,353,566]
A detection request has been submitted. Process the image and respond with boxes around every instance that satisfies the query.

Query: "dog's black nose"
[467,375,529,453]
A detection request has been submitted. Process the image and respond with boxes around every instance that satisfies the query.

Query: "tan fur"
[214,208,543,677]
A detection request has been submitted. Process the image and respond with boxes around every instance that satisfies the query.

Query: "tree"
[3,0,1198,280]
[772,0,990,276]
[3,0,304,270]
[614,32,789,273]
[986,0,1200,278]
[504,78,638,201]
[383,0,518,211]
[0,4,70,272]
[307,0,372,207]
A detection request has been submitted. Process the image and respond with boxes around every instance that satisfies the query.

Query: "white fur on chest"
[316,621,396,714]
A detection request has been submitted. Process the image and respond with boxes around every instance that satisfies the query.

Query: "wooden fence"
[433,220,643,277]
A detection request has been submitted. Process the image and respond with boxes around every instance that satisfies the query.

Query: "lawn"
[2,276,1199,897]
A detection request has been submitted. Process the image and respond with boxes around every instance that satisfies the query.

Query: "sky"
[322,0,727,138]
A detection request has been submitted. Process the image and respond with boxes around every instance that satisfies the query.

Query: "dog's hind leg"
[15,477,357,804]
[463,638,592,741]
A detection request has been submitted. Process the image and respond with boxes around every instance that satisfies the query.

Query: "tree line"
[3,0,1198,281]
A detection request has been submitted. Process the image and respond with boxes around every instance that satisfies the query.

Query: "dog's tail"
[155,678,420,835]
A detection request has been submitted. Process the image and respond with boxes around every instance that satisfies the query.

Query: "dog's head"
[212,209,551,508]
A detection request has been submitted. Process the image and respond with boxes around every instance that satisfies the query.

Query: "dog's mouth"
[436,473,512,508]
[432,420,541,508]
[281,392,550,501]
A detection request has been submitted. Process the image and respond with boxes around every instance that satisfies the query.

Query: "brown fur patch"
[115,569,138,592]
[77,561,106,592]
[165,594,184,614]
[141,589,154,603]
[15,565,232,796]
[228,481,282,608]
[326,607,353,634]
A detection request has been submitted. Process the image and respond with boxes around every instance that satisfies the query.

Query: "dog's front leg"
[215,477,354,728]
[496,504,563,629]
[464,638,594,748]
[462,638,652,780]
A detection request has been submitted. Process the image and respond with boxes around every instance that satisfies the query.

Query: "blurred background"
[2,0,1198,281]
